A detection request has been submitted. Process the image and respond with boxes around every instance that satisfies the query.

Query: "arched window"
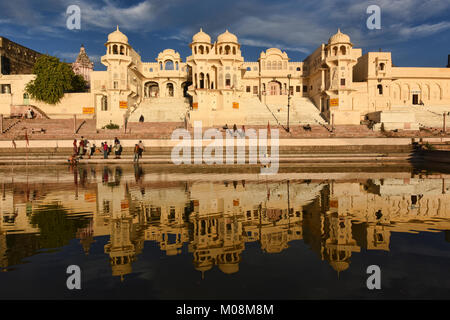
[232,47,236,55]
[113,45,118,54]
[199,45,204,54]
[108,46,111,54]
[176,62,179,70]
[219,46,223,54]
[377,84,383,95]
[296,67,301,71]
[165,60,174,70]
[333,46,338,56]
[159,62,163,70]
[149,68,153,72]
[206,47,209,54]
[101,96,108,111]
[380,63,385,71]
[340,46,346,55]
[225,45,230,55]
[194,46,197,54]
[120,46,125,55]
[246,67,251,71]
[225,73,231,87]
[199,73,205,89]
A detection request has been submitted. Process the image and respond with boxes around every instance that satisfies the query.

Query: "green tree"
[25,54,87,104]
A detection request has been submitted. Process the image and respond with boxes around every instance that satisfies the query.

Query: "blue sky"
[1,0,449,71]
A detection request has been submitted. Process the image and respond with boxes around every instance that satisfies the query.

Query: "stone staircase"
[10,105,50,119]
[1,118,97,138]
[391,105,449,128]
[239,96,280,125]
[126,122,185,138]
[2,119,22,134]
[128,97,190,122]
[264,97,326,126]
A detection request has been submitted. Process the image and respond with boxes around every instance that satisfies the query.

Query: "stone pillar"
[73,114,77,134]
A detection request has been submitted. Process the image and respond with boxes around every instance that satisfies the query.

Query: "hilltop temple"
[0,27,449,129]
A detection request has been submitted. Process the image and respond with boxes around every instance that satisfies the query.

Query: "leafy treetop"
[25,54,87,105]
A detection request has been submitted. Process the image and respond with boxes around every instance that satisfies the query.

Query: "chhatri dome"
[218,262,239,274]
[107,25,128,44]
[329,260,350,273]
[217,29,238,43]
[328,28,351,45]
[192,28,211,43]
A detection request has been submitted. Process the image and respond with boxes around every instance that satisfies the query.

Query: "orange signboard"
[119,101,128,109]
[330,98,339,107]
[192,102,198,110]
[83,107,95,114]
[84,193,96,202]
[121,200,129,209]
[329,200,339,208]
[233,102,239,109]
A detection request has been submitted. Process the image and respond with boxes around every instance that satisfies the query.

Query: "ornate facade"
[72,45,94,86]
[0,28,449,129]
[90,27,450,128]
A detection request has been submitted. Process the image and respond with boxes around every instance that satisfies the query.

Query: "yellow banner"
[83,107,95,114]
[330,98,339,107]
[233,102,239,109]
[119,101,128,109]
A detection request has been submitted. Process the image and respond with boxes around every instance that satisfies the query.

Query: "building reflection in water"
[1,166,450,281]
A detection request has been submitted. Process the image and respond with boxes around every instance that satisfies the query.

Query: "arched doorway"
[144,81,159,98]
[181,81,191,97]
[166,83,174,97]
[23,93,30,105]
[268,81,281,95]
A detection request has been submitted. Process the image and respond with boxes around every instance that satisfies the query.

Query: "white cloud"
[396,21,450,38]
[240,38,310,54]
[76,0,154,31]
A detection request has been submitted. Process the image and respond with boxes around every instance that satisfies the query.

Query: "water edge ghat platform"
[0,137,449,166]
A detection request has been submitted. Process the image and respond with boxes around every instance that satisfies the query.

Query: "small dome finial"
[116,25,119,31]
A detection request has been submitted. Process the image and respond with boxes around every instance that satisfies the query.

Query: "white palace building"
[1,27,450,129]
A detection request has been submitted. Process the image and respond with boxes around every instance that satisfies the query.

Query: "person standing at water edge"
[78,139,85,158]
[138,140,145,159]
[103,142,108,159]
[134,144,140,162]
[73,139,78,155]
[114,140,122,159]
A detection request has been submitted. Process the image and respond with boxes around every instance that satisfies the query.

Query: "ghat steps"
[128,97,190,122]
[264,97,326,126]
[391,105,449,128]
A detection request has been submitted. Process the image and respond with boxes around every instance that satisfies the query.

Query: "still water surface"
[0,165,449,299]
